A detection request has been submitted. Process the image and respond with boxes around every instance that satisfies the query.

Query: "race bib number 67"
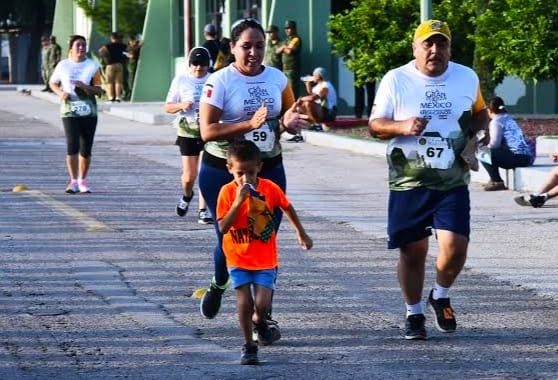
[416,136,455,169]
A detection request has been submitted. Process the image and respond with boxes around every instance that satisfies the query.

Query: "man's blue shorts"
[228,268,277,290]
[387,185,470,249]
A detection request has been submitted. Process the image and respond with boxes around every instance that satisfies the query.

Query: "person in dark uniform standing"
[264,25,282,70]
[202,24,220,70]
[98,32,127,102]
[277,20,301,97]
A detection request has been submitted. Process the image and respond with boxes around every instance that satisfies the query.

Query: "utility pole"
[112,0,118,32]
[420,0,432,21]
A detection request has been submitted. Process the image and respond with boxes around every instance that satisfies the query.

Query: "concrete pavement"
[1,89,558,378]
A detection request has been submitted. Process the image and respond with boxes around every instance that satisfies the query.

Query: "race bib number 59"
[244,123,275,152]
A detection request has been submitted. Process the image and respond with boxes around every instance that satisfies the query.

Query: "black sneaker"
[286,134,304,143]
[176,195,190,217]
[405,314,427,340]
[514,195,530,206]
[529,194,547,208]
[240,343,259,365]
[309,124,323,132]
[428,290,457,333]
[199,282,225,319]
[253,319,281,346]
[198,209,213,224]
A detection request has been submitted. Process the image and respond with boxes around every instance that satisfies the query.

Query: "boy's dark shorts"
[387,185,470,249]
[175,136,204,156]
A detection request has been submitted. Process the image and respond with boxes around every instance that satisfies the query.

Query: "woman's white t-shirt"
[165,72,210,138]
[50,58,101,118]
[200,64,288,159]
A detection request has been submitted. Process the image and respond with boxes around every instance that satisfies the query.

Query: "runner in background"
[164,47,213,224]
[49,35,103,194]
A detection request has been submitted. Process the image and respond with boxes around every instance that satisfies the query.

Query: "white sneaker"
[78,179,91,193]
[65,180,79,194]
[198,209,213,224]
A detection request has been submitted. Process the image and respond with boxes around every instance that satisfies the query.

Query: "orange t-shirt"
[216,178,290,270]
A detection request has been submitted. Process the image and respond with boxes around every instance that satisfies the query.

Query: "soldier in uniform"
[46,36,62,92]
[40,36,51,92]
[264,25,282,70]
[277,20,301,97]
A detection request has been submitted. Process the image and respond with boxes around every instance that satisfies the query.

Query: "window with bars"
[237,0,261,20]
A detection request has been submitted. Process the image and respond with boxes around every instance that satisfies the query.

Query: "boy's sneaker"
[198,209,213,224]
[529,194,547,208]
[176,196,190,217]
[199,281,226,319]
[404,314,427,340]
[253,319,281,346]
[240,343,259,365]
[65,180,79,194]
[428,289,457,333]
[77,179,91,193]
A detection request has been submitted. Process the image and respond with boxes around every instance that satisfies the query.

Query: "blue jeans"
[481,147,531,182]
[198,157,286,286]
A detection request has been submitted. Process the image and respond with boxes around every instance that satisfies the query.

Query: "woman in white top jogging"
[49,35,103,193]
[164,47,212,224]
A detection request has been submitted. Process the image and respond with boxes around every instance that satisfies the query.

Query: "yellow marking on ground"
[23,190,115,232]
[12,184,28,192]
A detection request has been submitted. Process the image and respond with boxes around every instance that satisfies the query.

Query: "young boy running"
[216,140,313,365]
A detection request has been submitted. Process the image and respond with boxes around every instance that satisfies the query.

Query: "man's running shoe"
[176,196,190,217]
[77,179,91,193]
[529,194,547,208]
[404,314,427,340]
[198,209,213,224]
[65,180,79,194]
[253,319,281,346]
[428,289,457,333]
[199,281,226,319]
[240,343,259,365]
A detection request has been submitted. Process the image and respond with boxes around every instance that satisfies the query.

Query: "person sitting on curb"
[299,67,338,132]
[514,152,558,207]
[480,96,533,191]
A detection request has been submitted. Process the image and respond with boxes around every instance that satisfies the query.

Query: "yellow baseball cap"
[414,20,451,42]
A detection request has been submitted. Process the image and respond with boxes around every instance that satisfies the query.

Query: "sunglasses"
[190,60,208,66]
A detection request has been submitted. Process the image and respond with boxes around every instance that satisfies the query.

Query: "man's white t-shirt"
[312,80,337,111]
[200,64,288,159]
[370,60,485,190]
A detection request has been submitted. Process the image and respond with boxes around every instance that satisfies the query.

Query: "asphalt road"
[0,92,557,379]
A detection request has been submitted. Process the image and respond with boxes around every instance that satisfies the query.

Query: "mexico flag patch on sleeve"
[203,83,213,99]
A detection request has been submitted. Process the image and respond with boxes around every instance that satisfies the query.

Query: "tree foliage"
[472,0,558,83]
[327,0,419,86]
[74,0,147,38]
[328,0,558,95]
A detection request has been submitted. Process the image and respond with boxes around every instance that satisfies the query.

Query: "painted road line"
[22,190,115,232]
